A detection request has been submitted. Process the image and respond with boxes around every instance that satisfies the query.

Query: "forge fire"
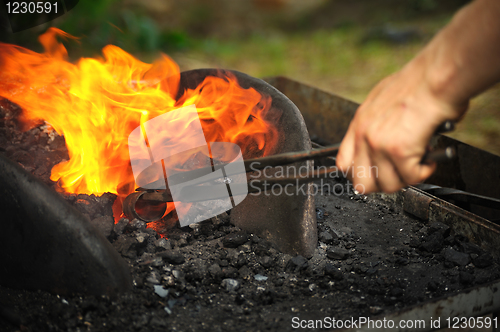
[0,28,278,220]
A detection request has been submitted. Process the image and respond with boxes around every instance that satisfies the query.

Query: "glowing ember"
[0,28,278,211]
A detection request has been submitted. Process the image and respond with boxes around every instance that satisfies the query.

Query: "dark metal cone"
[0,153,132,296]
[178,69,317,257]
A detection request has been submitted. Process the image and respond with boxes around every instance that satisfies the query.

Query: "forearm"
[336,0,500,194]
[416,0,500,114]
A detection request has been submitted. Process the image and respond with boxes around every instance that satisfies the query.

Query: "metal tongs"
[123,121,456,220]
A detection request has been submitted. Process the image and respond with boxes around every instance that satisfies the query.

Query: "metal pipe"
[122,191,168,221]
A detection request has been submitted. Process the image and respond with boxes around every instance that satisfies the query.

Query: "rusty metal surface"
[0,153,132,296]
[178,69,317,257]
[403,188,433,221]
[336,279,500,332]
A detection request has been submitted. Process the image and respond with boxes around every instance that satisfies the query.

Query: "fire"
[0,28,278,220]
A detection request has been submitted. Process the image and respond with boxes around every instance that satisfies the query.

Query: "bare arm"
[336,0,500,194]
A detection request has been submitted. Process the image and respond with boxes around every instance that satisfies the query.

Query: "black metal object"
[0,153,132,296]
[427,135,500,222]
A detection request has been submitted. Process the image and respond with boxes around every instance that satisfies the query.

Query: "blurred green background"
[2,0,499,156]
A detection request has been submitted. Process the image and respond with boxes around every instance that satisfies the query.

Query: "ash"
[1,99,500,331]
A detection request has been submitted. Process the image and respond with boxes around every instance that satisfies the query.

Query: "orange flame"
[0,28,278,203]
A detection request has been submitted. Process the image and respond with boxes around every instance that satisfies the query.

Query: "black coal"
[1,99,500,332]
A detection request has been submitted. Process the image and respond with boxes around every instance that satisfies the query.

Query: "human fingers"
[395,155,437,185]
[336,120,356,178]
[369,150,406,193]
[348,128,381,194]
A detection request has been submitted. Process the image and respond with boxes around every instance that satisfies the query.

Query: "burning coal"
[0,28,278,209]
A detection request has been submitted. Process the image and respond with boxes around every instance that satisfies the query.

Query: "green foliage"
[116,10,191,54]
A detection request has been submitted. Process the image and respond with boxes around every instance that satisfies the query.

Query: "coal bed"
[1,99,500,332]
